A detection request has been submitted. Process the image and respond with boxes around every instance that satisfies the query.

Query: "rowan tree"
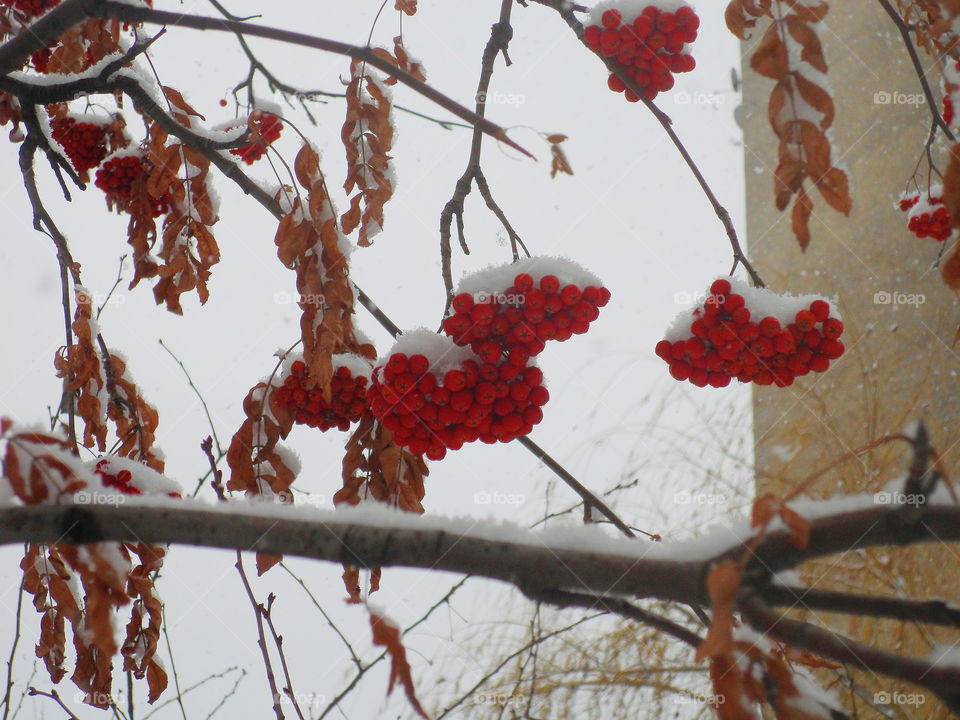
[0,1,959,719]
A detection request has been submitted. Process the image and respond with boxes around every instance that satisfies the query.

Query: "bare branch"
[876,0,956,143]
[741,595,960,712]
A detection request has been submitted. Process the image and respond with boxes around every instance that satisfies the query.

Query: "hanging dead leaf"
[369,609,429,719]
[792,187,813,251]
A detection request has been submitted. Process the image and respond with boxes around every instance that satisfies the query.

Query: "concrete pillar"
[741,1,960,716]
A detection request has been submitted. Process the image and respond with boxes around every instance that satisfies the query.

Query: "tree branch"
[542,3,764,287]
[2,503,959,607]
[876,0,956,143]
[740,595,960,712]
[758,584,960,629]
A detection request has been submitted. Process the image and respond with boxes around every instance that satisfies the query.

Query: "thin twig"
[0,575,25,720]
[279,563,363,671]
[434,612,604,719]
[261,595,306,720]
[160,605,189,720]
[547,5,765,287]
[141,666,244,720]
[522,586,703,648]
[440,0,522,306]
[876,0,956,143]
[158,340,223,456]
[25,688,79,719]
[234,552,285,720]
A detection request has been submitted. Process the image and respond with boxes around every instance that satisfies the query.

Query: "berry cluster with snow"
[274,355,372,431]
[50,114,110,179]
[942,58,960,131]
[92,456,181,498]
[442,258,610,358]
[656,278,845,388]
[367,331,550,461]
[898,186,954,242]
[584,1,698,102]
[364,258,608,460]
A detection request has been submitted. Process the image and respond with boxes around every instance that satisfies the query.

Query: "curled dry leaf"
[341,59,397,246]
[2,421,170,706]
[226,381,299,574]
[547,134,574,178]
[735,1,851,250]
[336,415,427,600]
[54,287,109,451]
[368,608,429,719]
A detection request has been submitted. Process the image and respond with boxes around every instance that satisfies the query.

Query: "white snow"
[332,352,374,380]
[665,276,838,342]
[588,0,693,25]
[453,256,603,299]
[94,456,182,497]
[378,329,480,377]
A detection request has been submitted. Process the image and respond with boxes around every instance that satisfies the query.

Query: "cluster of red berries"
[656,279,845,388]
[94,153,169,217]
[230,112,283,164]
[274,360,370,431]
[898,192,952,242]
[0,0,60,17]
[51,116,108,179]
[367,346,549,461]
[92,459,181,498]
[584,4,698,102]
[442,273,611,359]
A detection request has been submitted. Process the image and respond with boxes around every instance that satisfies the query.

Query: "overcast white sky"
[0,1,750,717]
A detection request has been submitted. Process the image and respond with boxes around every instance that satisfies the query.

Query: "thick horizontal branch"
[0,503,706,603]
[2,503,959,608]
[716,505,960,574]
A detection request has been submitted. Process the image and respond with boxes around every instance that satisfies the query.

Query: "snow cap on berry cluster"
[332,352,374,381]
[899,184,945,221]
[273,349,371,385]
[588,0,693,25]
[665,276,839,343]
[91,456,182,496]
[453,256,602,300]
[380,328,480,377]
[942,60,960,130]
